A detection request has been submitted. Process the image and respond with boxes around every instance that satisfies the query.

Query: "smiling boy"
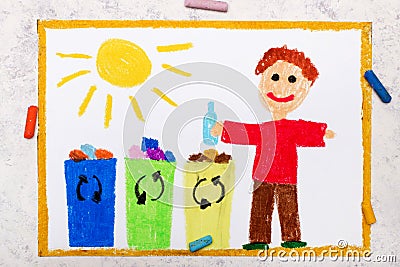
[211,46,334,250]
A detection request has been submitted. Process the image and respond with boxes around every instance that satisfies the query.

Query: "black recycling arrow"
[91,175,102,204]
[199,198,211,209]
[192,177,211,210]
[211,175,225,203]
[76,175,88,201]
[135,175,147,205]
[151,171,165,201]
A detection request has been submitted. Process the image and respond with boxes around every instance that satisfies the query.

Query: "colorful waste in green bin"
[125,141,176,250]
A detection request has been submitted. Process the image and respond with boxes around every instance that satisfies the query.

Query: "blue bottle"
[203,101,218,146]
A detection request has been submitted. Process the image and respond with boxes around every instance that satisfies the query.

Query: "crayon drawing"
[38,21,371,256]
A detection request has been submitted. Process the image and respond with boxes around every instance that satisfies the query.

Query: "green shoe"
[281,241,307,248]
[242,242,269,250]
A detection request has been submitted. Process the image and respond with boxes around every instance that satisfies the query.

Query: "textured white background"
[1,0,399,266]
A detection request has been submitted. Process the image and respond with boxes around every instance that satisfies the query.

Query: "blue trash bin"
[64,158,117,247]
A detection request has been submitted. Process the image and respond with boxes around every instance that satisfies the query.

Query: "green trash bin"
[125,158,176,250]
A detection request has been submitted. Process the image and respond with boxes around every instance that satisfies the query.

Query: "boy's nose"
[273,87,291,97]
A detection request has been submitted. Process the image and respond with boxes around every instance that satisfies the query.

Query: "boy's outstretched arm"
[211,121,262,145]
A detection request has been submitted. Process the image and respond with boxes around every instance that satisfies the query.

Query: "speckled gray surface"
[1,0,399,266]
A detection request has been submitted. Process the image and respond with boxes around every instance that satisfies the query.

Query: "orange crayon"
[24,106,38,139]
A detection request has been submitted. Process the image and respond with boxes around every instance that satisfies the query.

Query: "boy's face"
[258,60,313,115]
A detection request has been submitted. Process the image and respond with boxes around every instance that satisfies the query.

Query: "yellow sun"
[96,39,152,88]
[56,39,194,128]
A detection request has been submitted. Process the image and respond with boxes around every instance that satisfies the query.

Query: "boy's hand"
[211,121,223,137]
[325,129,335,139]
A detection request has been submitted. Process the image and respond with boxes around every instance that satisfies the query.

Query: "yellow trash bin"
[184,159,235,249]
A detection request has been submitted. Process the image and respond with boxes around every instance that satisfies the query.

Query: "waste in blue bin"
[64,158,117,247]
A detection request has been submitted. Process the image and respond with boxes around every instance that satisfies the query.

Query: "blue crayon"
[364,70,392,103]
[189,235,212,252]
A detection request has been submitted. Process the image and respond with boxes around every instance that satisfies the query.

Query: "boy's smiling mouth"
[266,92,295,103]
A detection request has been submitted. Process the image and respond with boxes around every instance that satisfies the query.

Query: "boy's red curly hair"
[255,45,319,85]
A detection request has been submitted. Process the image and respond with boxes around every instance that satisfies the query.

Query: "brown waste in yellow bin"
[184,151,235,249]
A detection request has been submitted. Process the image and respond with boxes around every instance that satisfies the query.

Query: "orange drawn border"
[37,20,372,257]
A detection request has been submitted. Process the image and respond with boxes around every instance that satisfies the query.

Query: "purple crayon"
[184,0,228,12]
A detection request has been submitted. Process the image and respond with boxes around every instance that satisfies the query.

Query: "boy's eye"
[288,75,297,83]
[271,73,279,81]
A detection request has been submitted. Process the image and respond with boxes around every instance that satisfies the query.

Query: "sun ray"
[104,94,113,129]
[78,85,97,116]
[57,70,91,88]
[152,88,178,107]
[56,52,92,59]
[156,42,193,52]
[129,96,145,122]
[161,64,192,77]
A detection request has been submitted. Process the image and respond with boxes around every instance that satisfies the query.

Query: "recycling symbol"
[134,171,165,205]
[192,175,225,209]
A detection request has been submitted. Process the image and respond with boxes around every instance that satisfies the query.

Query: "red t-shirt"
[221,119,327,184]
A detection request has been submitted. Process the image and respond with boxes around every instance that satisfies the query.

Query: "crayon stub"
[189,235,213,252]
[362,201,376,225]
[24,105,38,139]
[184,0,228,12]
[364,70,392,103]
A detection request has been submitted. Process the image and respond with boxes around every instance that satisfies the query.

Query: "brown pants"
[249,181,301,243]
